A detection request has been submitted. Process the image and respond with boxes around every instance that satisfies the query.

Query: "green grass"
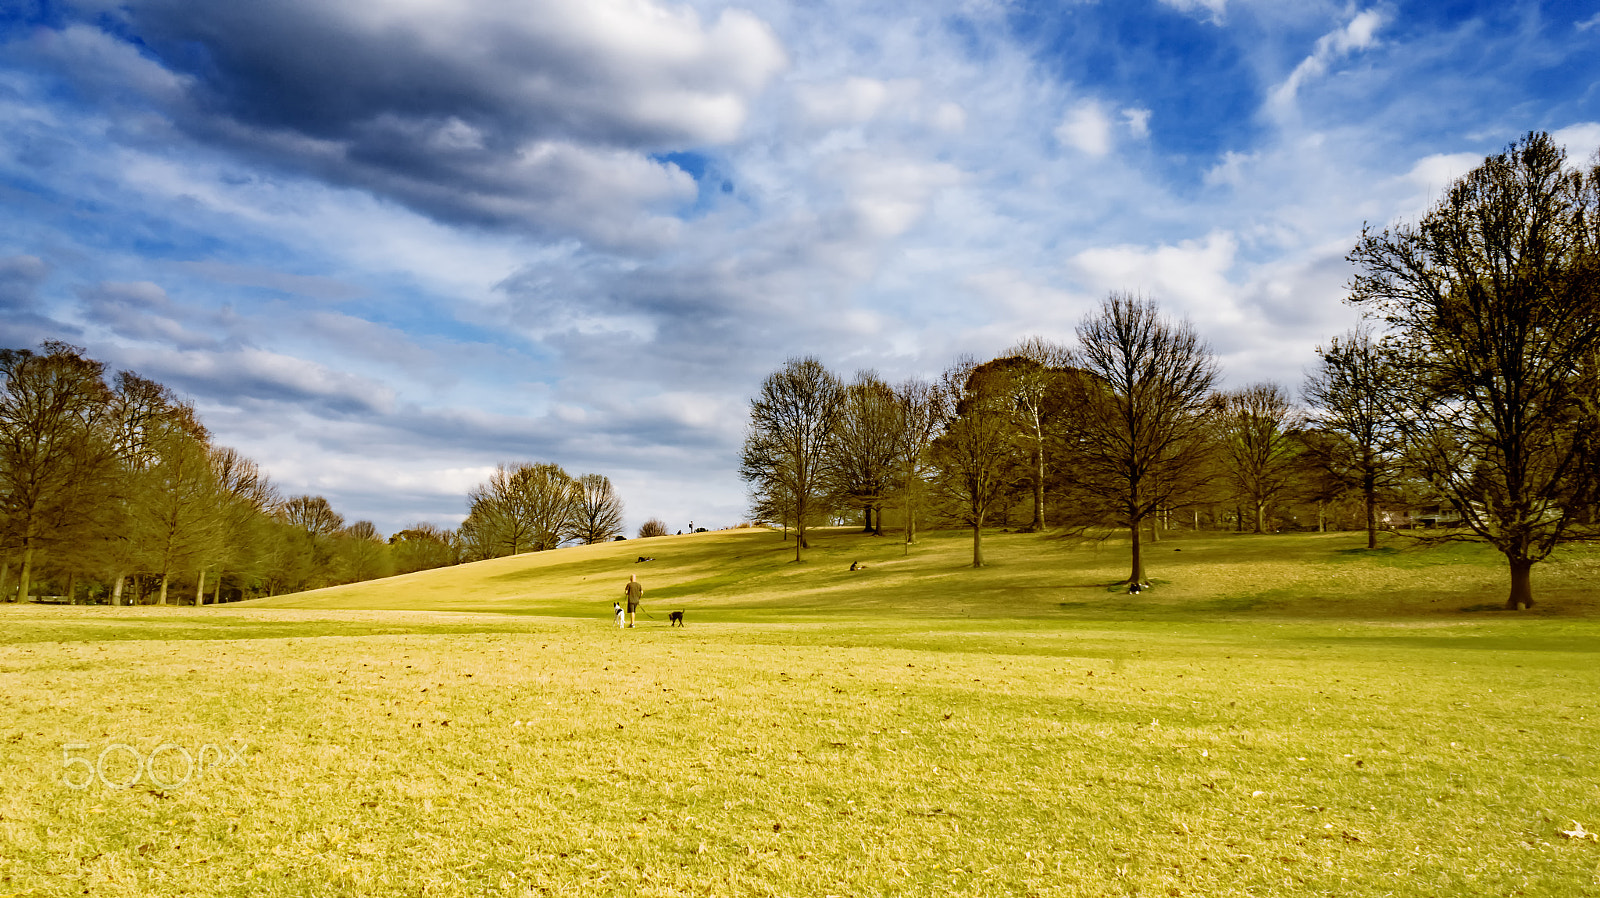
[2,529,1598,895]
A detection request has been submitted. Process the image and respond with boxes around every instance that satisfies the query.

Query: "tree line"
[0,348,644,604]
[741,132,1600,609]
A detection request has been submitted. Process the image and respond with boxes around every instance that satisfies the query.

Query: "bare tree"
[828,371,901,534]
[892,376,945,551]
[1302,326,1403,548]
[571,473,626,544]
[740,357,843,562]
[638,518,670,538]
[281,494,345,536]
[1214,382,1304,534]
[1066,293,1219,588]
[929,360,1023,567]
[463,462,578,556]
[1349,131,1600,609]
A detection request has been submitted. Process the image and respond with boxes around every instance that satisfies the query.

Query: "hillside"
[240,526,1600,619]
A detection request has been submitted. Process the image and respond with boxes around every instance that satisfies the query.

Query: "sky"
[3,0,1599,537]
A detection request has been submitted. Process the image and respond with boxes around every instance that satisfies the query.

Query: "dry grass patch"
[2,607,1598,895]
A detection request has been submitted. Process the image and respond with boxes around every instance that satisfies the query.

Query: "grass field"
[3,528,1598,896]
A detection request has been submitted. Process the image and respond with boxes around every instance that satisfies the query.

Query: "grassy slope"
[241,526,1600,619]
[4,530,1599,896]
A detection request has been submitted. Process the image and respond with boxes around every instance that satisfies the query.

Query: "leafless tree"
[828,371,901,534]
[571,473,626,544]
[1214,382,1304,534]
[1066,293,1219,588]
[892,376,945,551]
[929,360,1023,567]
[740,357,843,562]
[1349,131,1600,609]
[1301,326,1404,548]
[638,518,670,538]
[464,462,578,556]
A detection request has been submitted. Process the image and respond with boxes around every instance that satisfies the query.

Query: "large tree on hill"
[1349,131,1600,609]
[1066,293,1219,588]
[1301,326,1404,549]
[740,357,843,562]
[464,462,579,556]
[1214,382,1303,534]
[570,473,626,544]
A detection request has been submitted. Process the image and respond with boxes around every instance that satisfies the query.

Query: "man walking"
[622,574,643,628]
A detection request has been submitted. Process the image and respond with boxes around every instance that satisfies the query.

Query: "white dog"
[614,602,625,628]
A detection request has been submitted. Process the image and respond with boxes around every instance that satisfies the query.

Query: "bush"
[638,518,670,538]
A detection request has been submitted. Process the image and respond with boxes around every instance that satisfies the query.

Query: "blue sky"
[2,0,1598,535]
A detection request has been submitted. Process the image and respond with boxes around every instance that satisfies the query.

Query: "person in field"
[622,574,643,628]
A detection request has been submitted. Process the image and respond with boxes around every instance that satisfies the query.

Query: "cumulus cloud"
[1553,122,1600,161]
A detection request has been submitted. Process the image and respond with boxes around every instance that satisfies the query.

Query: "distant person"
[622,574,643,628]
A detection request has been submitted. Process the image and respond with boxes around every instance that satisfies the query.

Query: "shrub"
[638,518,670,538]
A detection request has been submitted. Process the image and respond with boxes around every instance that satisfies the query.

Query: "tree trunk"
[112,575,125,607]
[65,571,76,605]
[158,573,170,606]
[1128,514,1146,587]
[17,545,34,604]
[0,560,9,604]
[1364,483,1378,549]
[904,479,916,554]
[862,506,873,532]
[1254,500,1266,534]
[1149,515,1161,543]
[1029,442,1045,532]
[1316,499,1326,533]
[196,570,206,606]
[971,515,984,568]
[1506,555,1535,610]
[214,572,224,605]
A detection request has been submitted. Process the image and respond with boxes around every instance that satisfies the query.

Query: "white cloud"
[1268,9,1387,116]
[1159,0,1227,24]
[1122,107,1152,139]
[1069,231,1240,329]
[1553,122,1600,162]
[930,101,967,133]
[1055,100,1114,156]
[1576,12,1600,32]
[795,77,893,128]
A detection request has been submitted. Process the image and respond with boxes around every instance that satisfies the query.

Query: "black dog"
[668,610,685,627]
